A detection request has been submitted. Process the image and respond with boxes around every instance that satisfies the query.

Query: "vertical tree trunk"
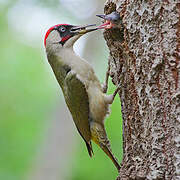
[103,0,180,179]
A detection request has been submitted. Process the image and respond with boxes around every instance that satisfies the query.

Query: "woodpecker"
[96,11,122,29]
[44,23,120,171]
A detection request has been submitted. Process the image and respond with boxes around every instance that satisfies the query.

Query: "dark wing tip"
[85,141,94,157]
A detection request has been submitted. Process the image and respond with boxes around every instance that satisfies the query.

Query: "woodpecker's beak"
[96,12,120,29]
[71,24,98,35]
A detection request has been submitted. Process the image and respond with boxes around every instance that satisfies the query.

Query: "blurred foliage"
[0,10,58,180]
[0,1,123,180]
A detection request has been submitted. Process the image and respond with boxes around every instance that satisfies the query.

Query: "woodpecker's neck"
[47,48,73,90]
[55,47,83,69]
[46,45,73,71]
[46,34,81,56]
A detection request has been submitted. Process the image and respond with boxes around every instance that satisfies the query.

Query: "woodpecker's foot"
[116,176,121,180]
[107,86,120,104]
[102,58,110,94]
[104,86,120,104]
[102,83,108,93]
[117,165,121,173]
[113,86,120,100]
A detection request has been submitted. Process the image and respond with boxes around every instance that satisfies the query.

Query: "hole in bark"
[103,3,124,43]
[104,27,124,43]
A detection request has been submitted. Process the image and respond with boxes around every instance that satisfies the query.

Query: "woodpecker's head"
[96,11,121,29]
[44,24,98,52]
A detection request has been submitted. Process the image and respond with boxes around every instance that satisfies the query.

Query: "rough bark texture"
[103,0,180,179]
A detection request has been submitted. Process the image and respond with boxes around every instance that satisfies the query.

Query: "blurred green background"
[0,0,123,179]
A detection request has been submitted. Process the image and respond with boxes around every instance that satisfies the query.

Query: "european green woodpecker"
[44,23,120,171]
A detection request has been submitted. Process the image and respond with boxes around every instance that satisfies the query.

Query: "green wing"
[64,71,93,156]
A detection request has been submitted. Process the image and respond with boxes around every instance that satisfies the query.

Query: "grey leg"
[104,86,120,104]
[102,57,110,93]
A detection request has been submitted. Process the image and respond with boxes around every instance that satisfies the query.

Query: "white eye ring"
[60,27,66,32]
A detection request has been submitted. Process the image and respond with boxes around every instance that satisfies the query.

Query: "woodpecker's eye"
[60,27,66,32]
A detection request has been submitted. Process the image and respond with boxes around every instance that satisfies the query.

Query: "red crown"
[44,24,69,47]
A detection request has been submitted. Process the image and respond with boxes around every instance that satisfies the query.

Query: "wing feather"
[64,71,93,156]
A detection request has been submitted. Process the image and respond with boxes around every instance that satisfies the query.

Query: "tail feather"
[85,141,93,157]
[90,122,120,171]
[100,143,121,171]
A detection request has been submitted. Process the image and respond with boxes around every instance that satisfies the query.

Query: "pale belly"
[87,85,109,124]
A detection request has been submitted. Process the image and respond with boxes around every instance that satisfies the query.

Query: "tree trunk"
[103,0,180,179]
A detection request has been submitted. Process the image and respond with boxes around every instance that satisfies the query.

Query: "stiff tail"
[85,141,93,157]
[90,122,120,171]
[100,143,121,171]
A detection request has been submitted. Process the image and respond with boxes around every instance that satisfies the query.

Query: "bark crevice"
[103,1,180,179]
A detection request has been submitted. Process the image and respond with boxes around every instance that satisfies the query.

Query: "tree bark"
[103,0,180,179]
